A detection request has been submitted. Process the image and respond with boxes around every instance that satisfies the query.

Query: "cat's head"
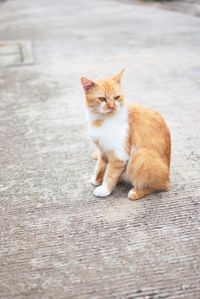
[81,70,125,115]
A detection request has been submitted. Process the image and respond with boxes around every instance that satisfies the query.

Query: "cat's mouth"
[97,104,120,115]
[108,108,115,113]
[104,108,116,114]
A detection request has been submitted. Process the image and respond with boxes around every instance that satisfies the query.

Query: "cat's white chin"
[98,109,113,114]
[93,184,111,197]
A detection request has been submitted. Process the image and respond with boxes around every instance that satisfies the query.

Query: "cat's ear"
[112,68,125,84]
[81,77,97,93]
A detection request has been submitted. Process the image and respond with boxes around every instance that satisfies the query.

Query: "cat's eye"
[114,95,120,100]
[98,97,106,102]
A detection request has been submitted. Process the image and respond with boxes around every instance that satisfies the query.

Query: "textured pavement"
[0,0,200,298]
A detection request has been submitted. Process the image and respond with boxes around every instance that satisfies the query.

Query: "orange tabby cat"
[81,70,171,200]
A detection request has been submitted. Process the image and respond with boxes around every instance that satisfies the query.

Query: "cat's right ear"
[81,77,97,93]
[112,69,125,84]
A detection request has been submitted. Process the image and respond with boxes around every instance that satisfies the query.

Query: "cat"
[81,70,171,200]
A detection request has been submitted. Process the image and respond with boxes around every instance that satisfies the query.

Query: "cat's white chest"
[87,108,129,162]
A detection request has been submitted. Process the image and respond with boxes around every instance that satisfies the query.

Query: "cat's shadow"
[112,181,165,202]
[113,181,132,198]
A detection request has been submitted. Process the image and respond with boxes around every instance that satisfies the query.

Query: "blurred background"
[128,0,200,16]
[0,1,200,298]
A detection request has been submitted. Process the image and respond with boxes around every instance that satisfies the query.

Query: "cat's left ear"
[112,68,125,84]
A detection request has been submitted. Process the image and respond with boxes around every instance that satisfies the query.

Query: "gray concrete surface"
[128,0,200,17]
[0,0,200,298]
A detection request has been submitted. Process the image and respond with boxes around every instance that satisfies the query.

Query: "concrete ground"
[129,0,200,17]
[0,0,200,298]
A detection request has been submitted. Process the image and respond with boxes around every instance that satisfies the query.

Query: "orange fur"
[104,151,126,191]
[81,71,171,200]
[126,104,171,199]
[91,119,104,127]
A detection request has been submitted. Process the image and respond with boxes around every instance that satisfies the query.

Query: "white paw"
[93,184,111,197]
[89,175,101,186]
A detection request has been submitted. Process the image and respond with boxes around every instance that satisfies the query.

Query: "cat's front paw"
[93,184,111,197]
[89,176,101,186]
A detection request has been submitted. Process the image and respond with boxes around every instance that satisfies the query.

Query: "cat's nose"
[107,103,115,109]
